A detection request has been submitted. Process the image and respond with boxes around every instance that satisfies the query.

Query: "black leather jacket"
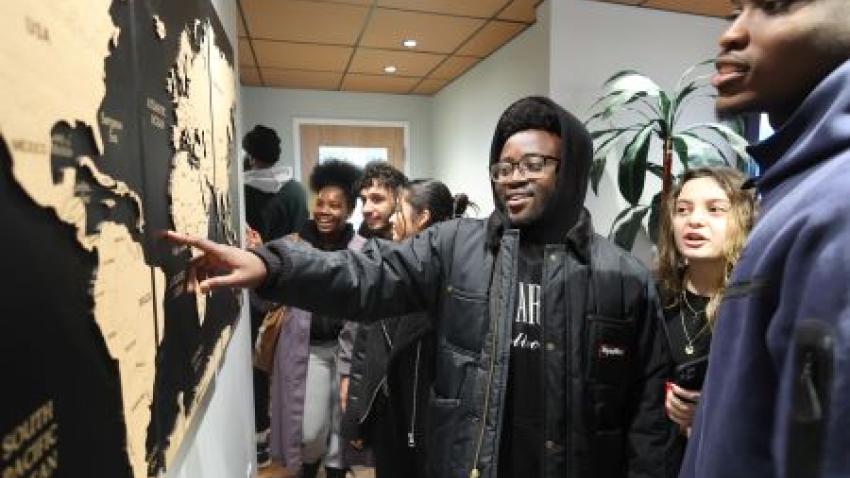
[341,312,433,442]
[254,210,679,478]
[339,312,434,478]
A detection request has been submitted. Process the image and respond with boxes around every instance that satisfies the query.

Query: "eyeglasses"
[489,154,559,182]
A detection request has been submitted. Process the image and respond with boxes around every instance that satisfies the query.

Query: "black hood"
[486,96,593,248]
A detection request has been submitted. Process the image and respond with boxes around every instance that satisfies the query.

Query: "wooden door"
[298,123,406,224]
[299,124,405,181]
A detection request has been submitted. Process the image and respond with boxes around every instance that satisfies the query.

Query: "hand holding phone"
[666,382,701,431]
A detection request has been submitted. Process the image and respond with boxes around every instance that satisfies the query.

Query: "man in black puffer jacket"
[167,96,680,478]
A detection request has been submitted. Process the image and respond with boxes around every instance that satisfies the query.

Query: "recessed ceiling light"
[384,65,397,74]
[402,39,417,48]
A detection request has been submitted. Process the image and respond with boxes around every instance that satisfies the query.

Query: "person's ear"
[414,209,431,231]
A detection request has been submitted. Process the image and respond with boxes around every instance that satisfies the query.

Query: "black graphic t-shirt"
[498,242,544,477]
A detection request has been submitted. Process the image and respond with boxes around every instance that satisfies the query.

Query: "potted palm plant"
[586,60,754,249]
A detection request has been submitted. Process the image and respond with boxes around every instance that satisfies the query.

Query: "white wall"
[168,315,256,478]
[428,1,551,214]
[168,0,256,476]
[550,0,727,258]
[240,87,433,179]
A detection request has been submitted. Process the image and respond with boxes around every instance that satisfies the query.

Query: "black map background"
[0,0,241,476]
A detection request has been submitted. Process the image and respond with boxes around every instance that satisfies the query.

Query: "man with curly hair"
[356,161,407,240]
[338,161,407,461]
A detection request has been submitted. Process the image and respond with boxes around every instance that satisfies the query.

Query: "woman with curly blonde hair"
[656,167,755,437]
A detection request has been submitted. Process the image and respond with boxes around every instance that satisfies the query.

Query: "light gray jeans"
[301,342,342,467]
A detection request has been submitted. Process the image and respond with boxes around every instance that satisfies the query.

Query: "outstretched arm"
[164,220,453,322]
[252,224,448,321]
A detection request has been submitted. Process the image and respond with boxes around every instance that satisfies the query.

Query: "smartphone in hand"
[675,356,709,390]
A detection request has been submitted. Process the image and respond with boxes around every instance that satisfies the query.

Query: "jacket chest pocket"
[585,314,636,385]
[440,286,488,353]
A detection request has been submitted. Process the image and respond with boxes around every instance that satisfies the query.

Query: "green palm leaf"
[587,70,663,124]
[675,132,728,167]
[590,155,607,195]
[612,206,650,250]
[585,60,756,249]
[603,70,662,96]
[647,192,664,243]
[618,123,654,206]
[683,122,751,161]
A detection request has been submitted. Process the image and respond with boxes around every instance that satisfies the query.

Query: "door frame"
[292,117,411,181]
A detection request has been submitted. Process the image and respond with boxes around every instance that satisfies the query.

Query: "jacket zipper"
[540,250,549,473]
[359,321,394,424]
[470,270,506,478]
[470,235,516,478]
[408,341,422,448]
[381,321,393,348]
[800,352,823,419]
[359,377,387,424]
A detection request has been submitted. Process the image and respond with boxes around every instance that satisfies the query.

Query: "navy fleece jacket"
[681,59,850,478]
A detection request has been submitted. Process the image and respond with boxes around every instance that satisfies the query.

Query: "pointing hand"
[163,230,268,293]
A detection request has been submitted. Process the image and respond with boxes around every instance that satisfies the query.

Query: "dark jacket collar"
[357,221,392,240]
[485,207,593,264]
[747,58,850,196]
[298,220,355,251]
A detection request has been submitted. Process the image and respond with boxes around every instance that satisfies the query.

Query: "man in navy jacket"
[681,1,850,477]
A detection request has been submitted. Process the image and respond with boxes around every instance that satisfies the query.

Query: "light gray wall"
[428,2,551,215]
[240,87,433,179]
[550,0,726,259]
[168,315,256,478]
[168,0,256,476]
